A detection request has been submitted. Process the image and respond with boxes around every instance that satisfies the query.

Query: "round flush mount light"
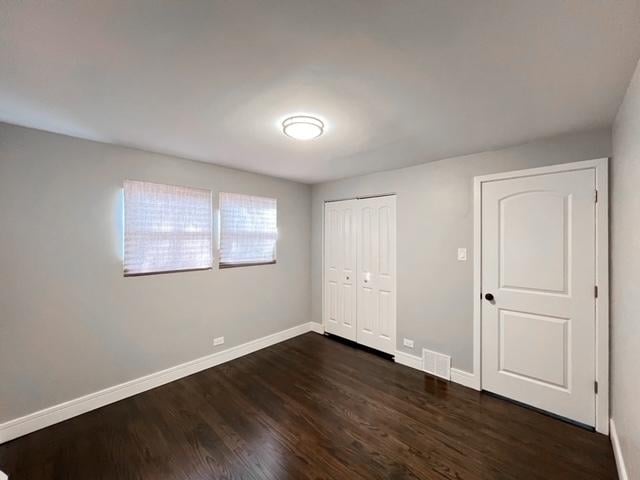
[282,115,324,140]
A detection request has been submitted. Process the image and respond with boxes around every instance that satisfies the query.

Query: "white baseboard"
[450,368,480,391]
[610,419,629,480]
[310,321,325,334]
[394,350,423,370]
[0,322,313,444]
[395,350,479,390]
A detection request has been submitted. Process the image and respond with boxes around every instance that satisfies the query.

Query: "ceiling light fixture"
[282,115,324,140]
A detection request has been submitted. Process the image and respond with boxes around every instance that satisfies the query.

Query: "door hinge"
[594,381,598,394]
[594,286,598,298]
[595,190,598,203]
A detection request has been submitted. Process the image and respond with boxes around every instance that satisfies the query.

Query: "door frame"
[321,194,398,355]
[472,158,609,434]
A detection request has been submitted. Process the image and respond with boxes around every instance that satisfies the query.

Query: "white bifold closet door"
[324,195,396,355]
[324,199,358,341]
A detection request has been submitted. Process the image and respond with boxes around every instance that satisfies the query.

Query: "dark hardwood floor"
[0,333,616,479]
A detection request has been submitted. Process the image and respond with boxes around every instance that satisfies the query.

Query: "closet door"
[356,195,396,354]
[324,200,358,341]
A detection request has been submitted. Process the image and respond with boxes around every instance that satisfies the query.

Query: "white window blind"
[219,193,277,267]
[124,180,213,276]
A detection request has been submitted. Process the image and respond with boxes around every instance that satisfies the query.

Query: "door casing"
[473,158,609,434]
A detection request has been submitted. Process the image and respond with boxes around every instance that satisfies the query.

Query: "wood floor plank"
[0,333,617,479]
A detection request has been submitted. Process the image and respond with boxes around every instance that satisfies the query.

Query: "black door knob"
[484,293,494,301]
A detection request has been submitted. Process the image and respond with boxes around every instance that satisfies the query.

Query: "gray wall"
[611,58,640,479]
[0,119,617,428]
[0,123,311,423]
[311,129,611,371]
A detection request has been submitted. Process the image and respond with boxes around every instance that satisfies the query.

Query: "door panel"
[499,310,568,389]
[482,169,595,426]
[324,200,357,341]
[378,205,391,275]
[341,283,355,328]
[500,192,568,294]
[356,196,396,354]
[379,290,392,338]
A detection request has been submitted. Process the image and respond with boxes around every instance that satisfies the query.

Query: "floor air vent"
[422,348,451,380]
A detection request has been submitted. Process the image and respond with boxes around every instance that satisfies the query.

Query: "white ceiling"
[1,1,640,183]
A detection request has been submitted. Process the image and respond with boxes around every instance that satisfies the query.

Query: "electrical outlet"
[213,336,225,346]
[403,338,414,348]
[457,247,467,261]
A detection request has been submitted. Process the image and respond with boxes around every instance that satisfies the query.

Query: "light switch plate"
[457,247,467,261]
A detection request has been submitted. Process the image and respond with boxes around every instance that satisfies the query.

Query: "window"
[219,192,277,268]
[123,180,213,276]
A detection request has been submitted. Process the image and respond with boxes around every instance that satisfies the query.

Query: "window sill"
[219,261,276,269]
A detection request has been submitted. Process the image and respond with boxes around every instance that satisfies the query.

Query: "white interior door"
[356,195,396,355]
[481,169,596,426]
[324,200,358,341]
